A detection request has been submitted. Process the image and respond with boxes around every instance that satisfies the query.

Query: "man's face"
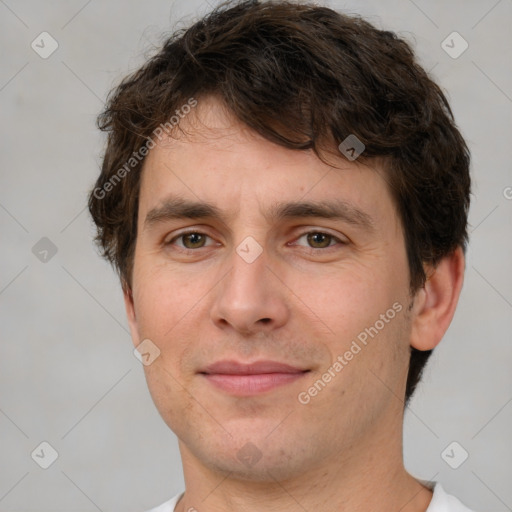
[125,97,415,480]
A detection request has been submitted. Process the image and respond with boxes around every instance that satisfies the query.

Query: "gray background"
[1,0,511,511]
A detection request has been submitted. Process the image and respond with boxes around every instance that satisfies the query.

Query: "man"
[88,1,475,510]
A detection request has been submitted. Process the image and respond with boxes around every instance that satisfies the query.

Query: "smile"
[199,360,310,396]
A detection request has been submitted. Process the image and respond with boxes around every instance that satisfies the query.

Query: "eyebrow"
[143,196,375,232]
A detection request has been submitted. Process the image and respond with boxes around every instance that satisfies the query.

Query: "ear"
[410,246,465,351]
[123,282,140,348]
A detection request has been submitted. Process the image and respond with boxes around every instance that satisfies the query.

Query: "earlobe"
[410,247,465,351]
[123,283,140,348]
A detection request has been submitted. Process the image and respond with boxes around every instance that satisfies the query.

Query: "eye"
[293,231,346,250]
[164,229,346,253]
[165,231,215,250]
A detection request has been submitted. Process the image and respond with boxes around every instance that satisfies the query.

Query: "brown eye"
[180,233,206,249]
[166,231,213,250]
[306,232,334,249]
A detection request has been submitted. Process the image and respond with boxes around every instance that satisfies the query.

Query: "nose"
[210,242,290,336]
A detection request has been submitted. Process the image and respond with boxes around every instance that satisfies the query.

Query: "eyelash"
[164,229,347,253]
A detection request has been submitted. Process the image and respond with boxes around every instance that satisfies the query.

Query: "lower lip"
[203,372,307,395]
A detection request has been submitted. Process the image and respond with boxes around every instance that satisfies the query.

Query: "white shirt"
[144,482,476,511]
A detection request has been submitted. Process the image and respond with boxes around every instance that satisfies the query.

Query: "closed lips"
[200,360,309,375]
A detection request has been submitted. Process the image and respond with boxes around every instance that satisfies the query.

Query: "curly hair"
[88,0,471,403]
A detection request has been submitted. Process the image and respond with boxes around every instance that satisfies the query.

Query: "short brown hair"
[88,0,471,403]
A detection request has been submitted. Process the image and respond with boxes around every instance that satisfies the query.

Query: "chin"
[185,431,318,483]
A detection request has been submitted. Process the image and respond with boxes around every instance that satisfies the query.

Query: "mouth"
[199,360,310,396]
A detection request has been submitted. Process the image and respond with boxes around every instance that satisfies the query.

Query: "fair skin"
[124,97,465,512]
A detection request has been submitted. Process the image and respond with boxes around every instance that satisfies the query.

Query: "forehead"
[138,97,397,231]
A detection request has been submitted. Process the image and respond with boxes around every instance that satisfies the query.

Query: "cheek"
[133,264,202,336]
[132,269,201,429]
[132,265,215,390]
[289,263,395,336]
[289,260,410,398]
